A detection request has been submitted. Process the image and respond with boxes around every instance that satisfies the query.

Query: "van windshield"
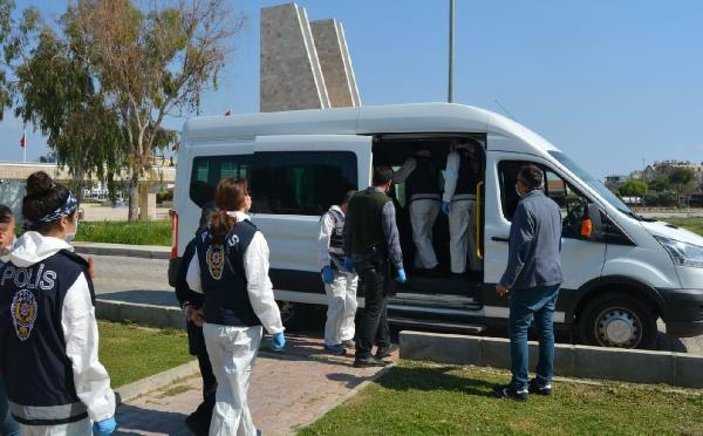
[548,150,634,216]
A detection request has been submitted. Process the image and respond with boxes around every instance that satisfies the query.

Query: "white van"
[169,103,703,349]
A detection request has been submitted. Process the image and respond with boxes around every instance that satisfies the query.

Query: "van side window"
[190,151,357,215]
[498,161,591,239]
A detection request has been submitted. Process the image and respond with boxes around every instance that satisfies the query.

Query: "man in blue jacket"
[494,164,563,401]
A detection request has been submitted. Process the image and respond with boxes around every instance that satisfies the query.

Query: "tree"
[669,167,694,187]
[13,18,125,201]
[618,179,648,198]
[68,0,240,220]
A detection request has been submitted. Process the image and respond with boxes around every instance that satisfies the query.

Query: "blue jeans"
[0,376,21,436]
[509,284,560,390]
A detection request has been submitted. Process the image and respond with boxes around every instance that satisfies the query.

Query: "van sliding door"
[250,135,373,302]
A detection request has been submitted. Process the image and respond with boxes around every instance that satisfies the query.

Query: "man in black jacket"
[175,202,218,435]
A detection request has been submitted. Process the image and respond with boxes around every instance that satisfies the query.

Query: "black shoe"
[185,412,209,435]
[353,356,388,368]
[528,378,552,396]
[493,384,529,401]
[374,344,398,359]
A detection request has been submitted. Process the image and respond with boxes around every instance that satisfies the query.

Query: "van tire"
[579,293,657,349]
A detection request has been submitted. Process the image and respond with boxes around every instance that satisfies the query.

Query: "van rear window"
[190,152,357,215]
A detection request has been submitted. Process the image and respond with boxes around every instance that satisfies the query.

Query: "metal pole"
[448,0,455,103]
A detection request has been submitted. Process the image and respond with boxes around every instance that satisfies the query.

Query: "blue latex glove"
[271,332,286,350]
[321,266,334,284]
[344,257,355,272]
[441,201,451,215]
[396,268,407,284]
[93,417,117,436]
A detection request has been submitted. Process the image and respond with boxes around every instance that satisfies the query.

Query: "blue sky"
[2,0,702,179]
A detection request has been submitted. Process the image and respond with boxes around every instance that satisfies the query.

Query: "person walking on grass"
[493,164,563,401]
[0,172,116,435]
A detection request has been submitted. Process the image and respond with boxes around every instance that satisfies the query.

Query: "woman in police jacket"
[0,171,116,435]
[186,177,285,436]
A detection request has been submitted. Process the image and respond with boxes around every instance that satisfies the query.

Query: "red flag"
[19,130,26,148]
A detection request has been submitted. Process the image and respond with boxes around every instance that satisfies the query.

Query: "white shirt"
[443,150,461,202]
[186,211,284,334]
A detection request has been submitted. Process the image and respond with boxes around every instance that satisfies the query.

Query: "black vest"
[323,208,346,270]
[456,149,481,195]
[196,221,261,327]
[347,188,391,255]
[405,157,440,200]
[0,251,95,425]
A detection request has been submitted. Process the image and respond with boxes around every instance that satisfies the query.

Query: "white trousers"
[204,323,262,436]
[19,418,91,436]
[324,271,358,346]
[448,199,479,274]
[409,199,440,269]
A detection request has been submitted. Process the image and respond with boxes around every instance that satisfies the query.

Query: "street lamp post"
[448,0,455,103]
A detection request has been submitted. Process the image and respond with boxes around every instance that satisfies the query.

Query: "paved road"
[90,255,703,354]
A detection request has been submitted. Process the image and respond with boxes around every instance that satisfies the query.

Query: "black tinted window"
[190,152,357,215]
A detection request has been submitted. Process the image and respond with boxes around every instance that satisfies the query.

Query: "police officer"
[175,202,218,435]
[0,205,20,436]
[343,166,407,368]
[393,149,442,271]
[319,191,358,356]
[186,177,285,436]
[0,172,116,435]
[442,141,482,274]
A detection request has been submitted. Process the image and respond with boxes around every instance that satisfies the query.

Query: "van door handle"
[491,236,509,242]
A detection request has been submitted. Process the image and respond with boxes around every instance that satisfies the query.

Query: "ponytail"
[211,209,237,244]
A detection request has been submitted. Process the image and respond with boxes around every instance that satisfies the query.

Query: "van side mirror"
[581,203,603,240]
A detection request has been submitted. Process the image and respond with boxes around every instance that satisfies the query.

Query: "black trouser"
[187,322,217,423]
[355,255,392,359]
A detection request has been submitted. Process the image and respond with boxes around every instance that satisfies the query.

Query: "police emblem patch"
[206,244,225,280]
[11,289,38,341]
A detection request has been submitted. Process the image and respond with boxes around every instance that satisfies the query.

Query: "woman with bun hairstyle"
[0,172,116,435]
[186,177,285,436]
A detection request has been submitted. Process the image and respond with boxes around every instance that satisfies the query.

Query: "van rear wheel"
[579,293,657,349]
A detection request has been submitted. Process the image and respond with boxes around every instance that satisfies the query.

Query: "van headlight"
[655,236,703,268]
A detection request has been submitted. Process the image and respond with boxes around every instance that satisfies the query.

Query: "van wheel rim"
[278,301,295,323]
[595,307,641,348]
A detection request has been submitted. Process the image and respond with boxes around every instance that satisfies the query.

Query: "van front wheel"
[579,293,657,349]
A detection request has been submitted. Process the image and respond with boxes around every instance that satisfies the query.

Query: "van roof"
[182,102,559,154]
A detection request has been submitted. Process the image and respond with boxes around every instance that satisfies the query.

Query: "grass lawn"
[300,361,703,435]
[665,217,703,236]
[98,321,192,387]
[76,220,171,246]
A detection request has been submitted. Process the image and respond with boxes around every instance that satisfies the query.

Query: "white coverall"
[443,150,480,274]
[393,156,440,269]
[8,232,116,436]
[187,211,284,436]
[318,205,358,347]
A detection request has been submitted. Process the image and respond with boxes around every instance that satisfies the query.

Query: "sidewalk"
[115,335,398,435]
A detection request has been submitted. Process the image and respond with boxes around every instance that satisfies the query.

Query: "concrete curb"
[73,242,170,259]
[96,300,184,329]
[399,330,703,389]
[115,360,199,404]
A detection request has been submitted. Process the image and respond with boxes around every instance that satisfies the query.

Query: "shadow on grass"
[374,365,497,398]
